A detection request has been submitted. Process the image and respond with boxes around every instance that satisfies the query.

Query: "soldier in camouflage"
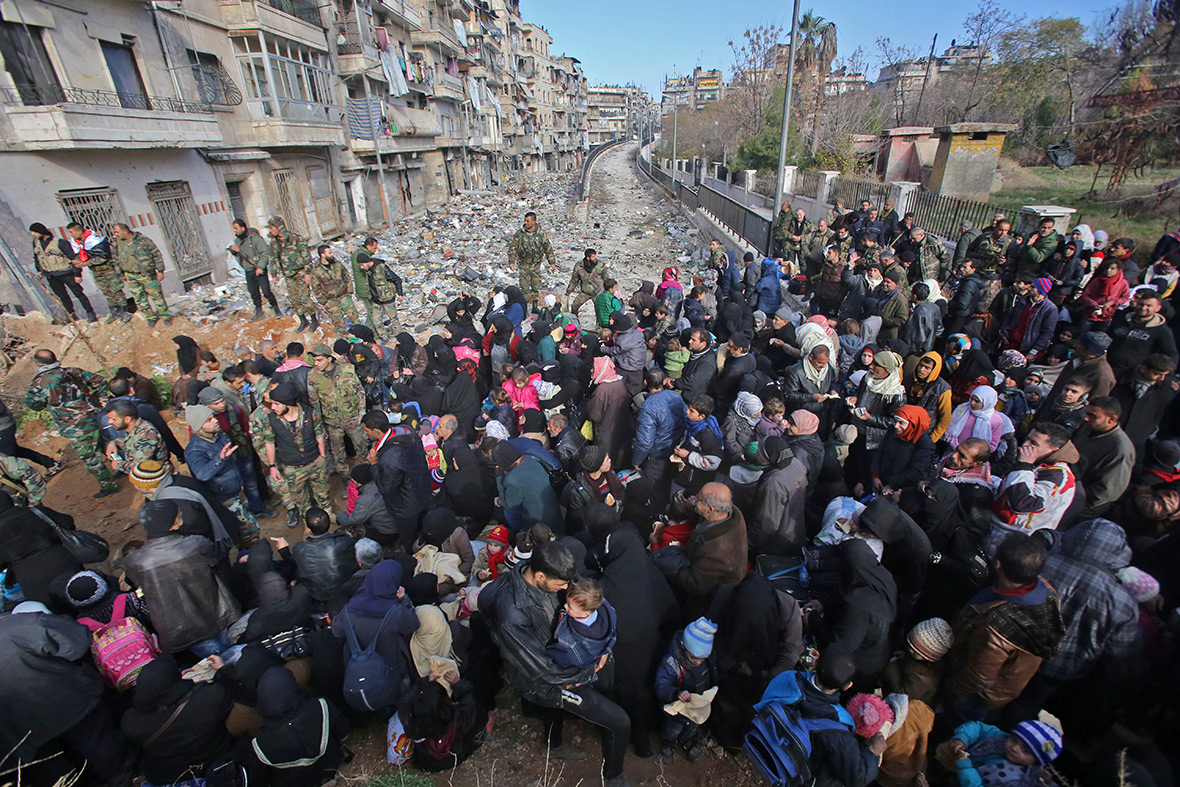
[307,345,366,473]
[64,222,125,322]
[907,227,950,284]
[112,223,171,327]
[831,226,856,263]
[260,381,330,529]
[969,219,1012,313]
[0,453,45,507]
[350,237,379,328]
[267,216,316,332]
[778,206,812,262]
[103,399,172,476]
[230,219,282,321]
[507,211,556,309]
[25,349,119,497]
[565,248,607,322]
[356,248,402,338]
[310,245,359,336]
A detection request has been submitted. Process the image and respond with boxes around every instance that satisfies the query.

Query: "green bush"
[16,409,51,430]
[150,375,173,404]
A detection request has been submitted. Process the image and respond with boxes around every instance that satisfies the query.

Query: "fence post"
[817,170,841,207]
[891,181,922,217]
[780,165,798,200]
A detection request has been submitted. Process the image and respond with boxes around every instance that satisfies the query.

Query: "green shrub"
[16,409,51,430]
[150,375,173,404]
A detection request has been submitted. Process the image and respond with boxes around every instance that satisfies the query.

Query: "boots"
[286,509,299,528]
[85,311,98,323]
[269,300,282,317]
[296,314,309,332]
[251,307,265,321]
[307,314,319,331]
[105,308,122,324]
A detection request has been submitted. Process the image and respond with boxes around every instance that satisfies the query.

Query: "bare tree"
[954,0,1023,120]
[728,25,787,139]
[875,37,923,125]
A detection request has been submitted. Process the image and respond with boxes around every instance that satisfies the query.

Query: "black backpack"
[340,606,403,712]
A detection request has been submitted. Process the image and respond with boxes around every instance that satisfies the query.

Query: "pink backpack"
[78,594,160,690]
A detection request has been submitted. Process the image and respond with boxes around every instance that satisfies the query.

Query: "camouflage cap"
[310,344,333,357]
[266,215,285,228]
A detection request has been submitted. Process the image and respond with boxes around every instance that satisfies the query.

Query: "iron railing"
[910,190,1017,243]
[796,170,822,201]
[264,0,323,27]
[1,85,213,114]
[829,176,891,211]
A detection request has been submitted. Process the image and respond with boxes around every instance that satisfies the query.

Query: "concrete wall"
[929,132,1005,202]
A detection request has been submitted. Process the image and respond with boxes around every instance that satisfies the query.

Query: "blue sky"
[523,0,1119,96]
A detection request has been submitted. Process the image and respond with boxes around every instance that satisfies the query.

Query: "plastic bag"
[386,711,414,765]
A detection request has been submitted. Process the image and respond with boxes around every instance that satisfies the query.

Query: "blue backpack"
[340,606,402,712]
[744,701,851,787]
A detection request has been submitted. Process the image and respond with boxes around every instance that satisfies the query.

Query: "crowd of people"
[2,203,1180,787]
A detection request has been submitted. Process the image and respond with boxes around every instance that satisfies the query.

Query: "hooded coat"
[828,539,897,682]
[754,439,810,553]
[373,427,433,543]
[754,258,785,314]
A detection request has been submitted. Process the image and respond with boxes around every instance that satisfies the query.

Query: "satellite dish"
[1046,140,1076,170]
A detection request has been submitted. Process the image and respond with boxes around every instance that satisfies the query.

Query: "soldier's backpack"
[77,593,160,690]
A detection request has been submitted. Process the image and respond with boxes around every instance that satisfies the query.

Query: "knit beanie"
[350,464,373,485]
[682,617,718,659]
[1012,720,1062,766]
[355,538,383,570]
[141,499,180,539]
[269,382,299,405]
[580,444,607,473]
[846,693,894,739]
[1117,566,1160,603]
[521,408,546,434]
[884,268,903,284]
[874,350,901,375]
[486,525,510,547]
[185,404,215,432]
[775,307,795,324]
[65,570,108,608]
[1034,277,1054,297]
[197,386,225,405]
[907,618,954,661]
[1078,331,1112,356]
[491,441,522,473]
[130,460,169,492]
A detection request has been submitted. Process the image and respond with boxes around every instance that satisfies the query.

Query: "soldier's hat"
[310,344,334,357]
[266,215,286,228]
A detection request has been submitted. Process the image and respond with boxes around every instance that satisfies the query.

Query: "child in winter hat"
[655,617,719,763]
[882,619,953,706]
[937,719,1061,786]
[846,693,894,739]
[1117,566,1160,605]
[907,618,954,661]
[473,525,511,583]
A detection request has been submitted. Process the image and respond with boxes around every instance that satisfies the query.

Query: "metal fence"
[266,0,323,26]
[0,84,213,114]
[910,190,1016,243]
[796,170,822,201]
[829,176,891,210]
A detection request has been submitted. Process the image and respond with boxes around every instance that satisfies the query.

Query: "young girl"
[472,525,510,582]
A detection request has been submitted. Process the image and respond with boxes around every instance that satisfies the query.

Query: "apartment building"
[0,0,586,311]
[587,85,651,146]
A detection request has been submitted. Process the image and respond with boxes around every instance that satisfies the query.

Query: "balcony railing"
[1,85,212,114]
[264,0,323,27]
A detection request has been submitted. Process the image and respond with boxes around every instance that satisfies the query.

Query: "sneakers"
[546,742,586,760]
[145,319,157,328]
[286,509,299,528]
[251,308,265,321]
[44,459,66,478]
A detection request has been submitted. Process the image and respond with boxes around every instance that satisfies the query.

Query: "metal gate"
[306,165,339,237]
[146,181,213,280]
[273,169,308,236]
[56,187,126,237]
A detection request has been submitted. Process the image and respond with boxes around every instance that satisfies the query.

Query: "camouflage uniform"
[566,258,608,318]
[911,236,950,283]
[114,232,169,320]
[772,209,791,256]
[508,225,556,302]
[350,248,375,326]
[269,221,314,317]
[781,215,812,260]
[112,417,172,476]
[0,453,45,506]
[970,233,1009,313]
[257,405,330,516]
[832,233,856,263]
[86,253,127,314]
[26,364,118,494]
[307,361,366,468]
[249,402,272,467]
[309,258,359,335]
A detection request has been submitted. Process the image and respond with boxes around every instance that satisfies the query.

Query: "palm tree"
[809,19,838,155]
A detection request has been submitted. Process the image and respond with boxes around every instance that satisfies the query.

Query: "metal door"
[56,187,126,237]
[146,181,213,280]
[273,169,308,236]
[226,181,246,222]
[306,165,339,237]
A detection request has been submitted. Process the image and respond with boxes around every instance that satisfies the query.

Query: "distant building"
[587,85,651,145]
[875,40,992,115]
[661,67,723,113]
[824,67,868,96]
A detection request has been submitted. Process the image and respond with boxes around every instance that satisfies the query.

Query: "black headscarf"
[225,644,284,707]
[395,333,418,364]
[505,286,526,309]
[839,539,897,619]
[713,572,780,674]
[491,314,514,346]
[132,654,190,711]
[172,336,199,375]
[257,666,308,722]
[419,508,458,548]
[953,349,994,382]
[404,572,440,607]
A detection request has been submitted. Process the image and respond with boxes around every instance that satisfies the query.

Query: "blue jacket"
[683,297,707,329]
[184,431,242,501]
[755,258,786,314]
[633,389,687,466]
[546,600,618,671]
[949,721,1042,787]
[654,632,717,703]
[718,255,743,301]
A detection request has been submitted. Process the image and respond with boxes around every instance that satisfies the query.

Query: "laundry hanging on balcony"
[346,96,385,139]
[380,49,410,96]
[468,76,482,111]
[453,19,467,47]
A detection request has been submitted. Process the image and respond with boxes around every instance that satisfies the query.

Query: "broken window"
[101,41,150,109]
[0,20,61,105]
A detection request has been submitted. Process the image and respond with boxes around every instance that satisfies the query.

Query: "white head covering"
[946,385,1013,450]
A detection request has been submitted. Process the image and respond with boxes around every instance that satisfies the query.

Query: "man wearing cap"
[1044,331,1117,409]
[907,226,950,283]
[310,245,358,336]
[183,404,262,540]
[26,349,120,498]
[307,345,366,474]
[350,237,379,327]
[1000,274,1058,363]
[492,440,562,531]
[877,269,910,342]
[260,382,330,529]
[266,215,316,332]
[198,386,271,519]
[104,398,171,477]
[508,210,557,310]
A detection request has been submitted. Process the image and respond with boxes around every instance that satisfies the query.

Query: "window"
[102,41,150,109]
[56,188,126,238]
[186,49,241,106]
[234,34,333,121]
[0,20,61,105]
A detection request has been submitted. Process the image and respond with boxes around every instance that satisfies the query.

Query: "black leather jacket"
[291,532,356,602]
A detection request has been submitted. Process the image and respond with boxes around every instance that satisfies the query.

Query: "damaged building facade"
[0,0,589,307]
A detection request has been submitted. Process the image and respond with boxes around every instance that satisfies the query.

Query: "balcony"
[336,30,380,76]
[372,0,422,31]
[432,74,465,101]
[264,0,322,27]
[411,21,462,55]
[0,86,221,150]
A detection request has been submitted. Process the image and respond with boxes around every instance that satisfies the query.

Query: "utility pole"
[671,102,678,180]
[914,34,938,124]
[773,0,802,223]
[361,74,389,224]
